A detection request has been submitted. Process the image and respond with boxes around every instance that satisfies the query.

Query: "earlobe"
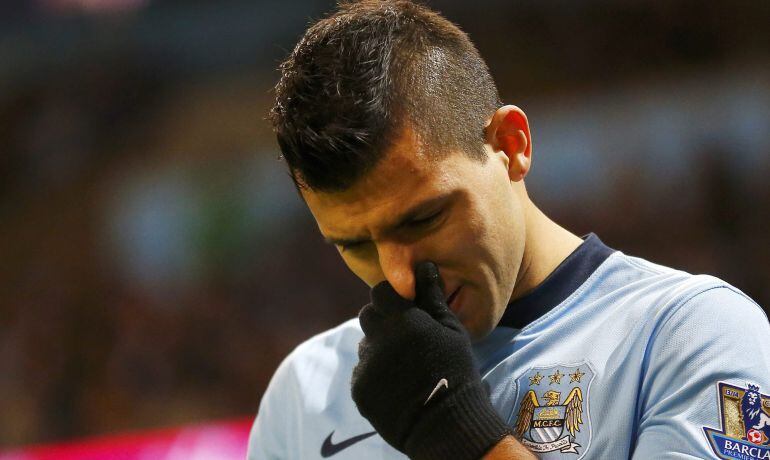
[509,138,531,182]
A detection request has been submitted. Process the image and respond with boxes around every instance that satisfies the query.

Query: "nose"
[377,242,417,300]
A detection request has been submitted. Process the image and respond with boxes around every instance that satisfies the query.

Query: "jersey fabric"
[248,234,770,459]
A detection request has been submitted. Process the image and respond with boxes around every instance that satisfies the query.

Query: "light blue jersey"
[249,234,770,459]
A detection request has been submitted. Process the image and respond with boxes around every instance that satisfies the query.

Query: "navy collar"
[497,233,615,329]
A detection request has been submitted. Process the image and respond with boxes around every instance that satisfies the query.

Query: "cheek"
[426,211,500,295]
[461,182,523,310]
[428,208,487,268]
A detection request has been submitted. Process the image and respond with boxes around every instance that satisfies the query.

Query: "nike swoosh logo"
[424,378,448,405]
[320,430,377,457]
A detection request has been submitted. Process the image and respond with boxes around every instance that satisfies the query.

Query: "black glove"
[351,261,511,460]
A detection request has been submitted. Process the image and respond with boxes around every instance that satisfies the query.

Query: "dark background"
[1,0,769,447]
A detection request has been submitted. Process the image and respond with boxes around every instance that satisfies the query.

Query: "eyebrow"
[323,192,454,247]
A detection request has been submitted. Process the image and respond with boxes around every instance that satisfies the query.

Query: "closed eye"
[408,210,443,227]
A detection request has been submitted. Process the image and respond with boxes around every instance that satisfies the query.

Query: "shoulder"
[595,251,766,325]
[271,317,363,394]
[646,278,769,356]
[248,318,364,459]
[609,254,770,375]
[600,251,722,296]
[626,262,770,457]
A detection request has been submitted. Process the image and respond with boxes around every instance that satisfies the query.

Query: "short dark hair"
[270,0,501,192]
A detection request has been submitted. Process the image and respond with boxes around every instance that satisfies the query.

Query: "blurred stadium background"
[0,0,769,456]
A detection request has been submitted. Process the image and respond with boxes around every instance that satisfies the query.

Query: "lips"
[446,286,462,311]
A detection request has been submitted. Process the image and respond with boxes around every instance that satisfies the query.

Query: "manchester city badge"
[704,382,770,459]
[511,362,595,458]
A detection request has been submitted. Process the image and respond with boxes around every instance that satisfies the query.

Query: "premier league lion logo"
[741,384,770,446]
[511,363,595,458]
[704,382,770,459]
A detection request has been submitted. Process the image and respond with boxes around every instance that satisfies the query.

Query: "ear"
[486,105,532,182]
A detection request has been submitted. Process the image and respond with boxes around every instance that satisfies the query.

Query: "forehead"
[302,129,461,237]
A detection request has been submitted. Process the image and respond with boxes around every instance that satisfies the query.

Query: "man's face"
[302,127,527,339]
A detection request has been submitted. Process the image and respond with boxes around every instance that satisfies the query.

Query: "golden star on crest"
[529,372,544,386]
[570,368,586,383]
[549,370,564,385]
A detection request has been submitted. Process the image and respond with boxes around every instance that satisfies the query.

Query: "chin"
[464,315,497,342]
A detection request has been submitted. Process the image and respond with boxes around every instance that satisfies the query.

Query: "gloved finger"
[370,280,412,315]
[358,303,384,337]
[414,261,449,317]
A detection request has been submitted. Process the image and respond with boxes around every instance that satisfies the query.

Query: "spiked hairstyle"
[270,0,501,192]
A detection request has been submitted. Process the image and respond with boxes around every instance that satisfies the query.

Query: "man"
[249,1,770,459]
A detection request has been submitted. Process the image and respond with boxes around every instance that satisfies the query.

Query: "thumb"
[414,261,448,316]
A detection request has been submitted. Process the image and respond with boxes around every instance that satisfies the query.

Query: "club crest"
[704,382,770,459]
[511,362,595,458]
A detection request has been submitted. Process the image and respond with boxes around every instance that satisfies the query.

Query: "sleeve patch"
[704,382,770,459]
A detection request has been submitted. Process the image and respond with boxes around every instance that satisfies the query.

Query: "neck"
[509,202,583,303]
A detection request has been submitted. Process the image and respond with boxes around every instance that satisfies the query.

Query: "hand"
[351,261,511,460]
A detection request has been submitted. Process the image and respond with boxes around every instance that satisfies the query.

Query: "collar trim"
[497,233,615,329]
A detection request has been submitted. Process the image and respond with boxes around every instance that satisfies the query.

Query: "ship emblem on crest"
[511,362,595,458]
[704,382,770,459]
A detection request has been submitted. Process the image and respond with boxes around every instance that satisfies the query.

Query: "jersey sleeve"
[247,353,298,460]
[631,285,770,459]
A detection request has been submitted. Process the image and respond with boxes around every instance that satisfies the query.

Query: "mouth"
[446,286,462,312]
